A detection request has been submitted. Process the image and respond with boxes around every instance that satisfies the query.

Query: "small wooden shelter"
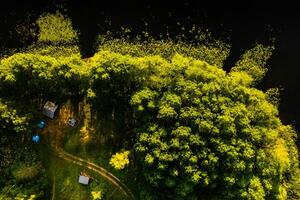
[43,101,58,119]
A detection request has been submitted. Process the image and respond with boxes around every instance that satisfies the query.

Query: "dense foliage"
[0,99,28,133]
[130,54,299,199]
[97,34,230,67]
[36,12,78,44]
[231,44,274,83]
[109,151,130,170]
[0,100,48,200]
[0,12,299,200]
[91,191,103,200]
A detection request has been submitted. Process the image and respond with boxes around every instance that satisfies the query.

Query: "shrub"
[12,163,41,182]
[109,151,130,170]
[36,12,78,44]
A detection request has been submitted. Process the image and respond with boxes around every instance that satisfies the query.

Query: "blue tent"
[38,120,45,129]
[32,135,40,143]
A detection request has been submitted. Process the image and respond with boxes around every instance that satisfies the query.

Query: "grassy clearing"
[64,119,115,168]
[38,142,126,200]
[49,156,90,200]
[37,101,128,200]
[62,107,140,198]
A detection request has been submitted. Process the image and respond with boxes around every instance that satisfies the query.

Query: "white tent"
[78,175,90,185]
[43,101,58,119]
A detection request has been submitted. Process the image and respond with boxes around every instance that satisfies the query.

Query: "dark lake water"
[1,1,300,132]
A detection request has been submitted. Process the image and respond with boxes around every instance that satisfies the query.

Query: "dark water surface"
[1,1,300,131]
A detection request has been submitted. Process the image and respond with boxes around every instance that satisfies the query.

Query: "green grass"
[38,141,126,200]
[63,115,116,169]
[62,114,141,199]
[51,156,90,200]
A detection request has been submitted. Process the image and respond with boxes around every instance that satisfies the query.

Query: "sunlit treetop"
[231,44,274,83]
[36,12,78,44]
[96,31,231,67]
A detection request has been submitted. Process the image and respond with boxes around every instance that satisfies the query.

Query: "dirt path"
[51,176,55,200]
[42,117,135,200]
[52,146,135,200]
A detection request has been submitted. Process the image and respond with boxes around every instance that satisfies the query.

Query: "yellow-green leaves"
[171,126,191,138]
[157,105,177,119]
[127,50,298,199]
[29,12,80,59]
[0,53,85,99]
[36,12,78,44]
[0,15,298,199]
[228,71,253,86]
[266,88,281,107]
[272,138,290,172]
[109,151,130,170]
[12,163,41,182]
[96,35,230,67]
[145,154,154,165]
[0,100,28,133]
[246,177,266,200]
[231,44,274,84]
[91,191,103,200]
[86,88,96,100]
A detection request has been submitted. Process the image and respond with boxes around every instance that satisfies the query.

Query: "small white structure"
[43,101,58,119]
[68,118,77,127]
[78,175,90,185]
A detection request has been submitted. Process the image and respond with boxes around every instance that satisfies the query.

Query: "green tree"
[231,44,274,83]
[36,12,78,44]
[0,99,28,133]
[0,53,84,100]
[131,54,300,199]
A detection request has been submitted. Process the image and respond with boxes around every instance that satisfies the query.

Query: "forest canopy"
[0,12,299,200]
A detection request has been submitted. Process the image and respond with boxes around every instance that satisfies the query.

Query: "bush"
[130,53,299,199]
[109,151,130,170]
[36,12,78,44]
[12,163,41,182]
[231,44,274,83]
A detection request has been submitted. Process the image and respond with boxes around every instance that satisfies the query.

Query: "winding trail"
[51,176,55,200]
[52,146,135,200]
[43,118,135,200]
